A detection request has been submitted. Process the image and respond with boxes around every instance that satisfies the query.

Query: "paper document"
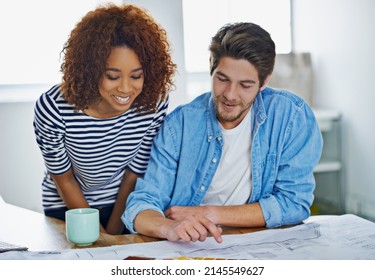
[1,214,374,260]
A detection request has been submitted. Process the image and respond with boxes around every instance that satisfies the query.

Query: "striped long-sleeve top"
[33,84,168,211]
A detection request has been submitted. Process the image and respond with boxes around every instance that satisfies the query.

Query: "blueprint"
[1,214,375,260]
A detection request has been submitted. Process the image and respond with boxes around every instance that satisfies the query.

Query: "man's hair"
[209,22,275,88]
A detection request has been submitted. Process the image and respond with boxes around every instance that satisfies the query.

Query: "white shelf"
[312,108,344,214]
[313,108,341,121]
[314,161,341,173]
[0,84,53,103]
[312,108,341,132]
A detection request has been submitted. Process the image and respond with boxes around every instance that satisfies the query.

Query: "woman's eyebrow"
[105,67,143,73]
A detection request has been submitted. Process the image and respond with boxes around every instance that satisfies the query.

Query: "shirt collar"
[206,94,222,142]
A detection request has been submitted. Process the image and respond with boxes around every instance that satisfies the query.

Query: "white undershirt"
[201,109,252,206]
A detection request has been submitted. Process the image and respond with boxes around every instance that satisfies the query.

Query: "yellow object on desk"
[124,255,237,260]
[166,256,236,260]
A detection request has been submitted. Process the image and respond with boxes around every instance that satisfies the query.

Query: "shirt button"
[200,186,205,191]
[212,158,217,163]
[217,136,222,141]
[208,135,213,141]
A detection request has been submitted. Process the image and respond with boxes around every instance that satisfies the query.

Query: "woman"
[33,4,176,234]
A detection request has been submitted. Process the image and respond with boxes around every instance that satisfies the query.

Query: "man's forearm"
[134,210,170,239]
[209,203,266,227]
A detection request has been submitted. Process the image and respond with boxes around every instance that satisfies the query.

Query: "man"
[122,22,323,243]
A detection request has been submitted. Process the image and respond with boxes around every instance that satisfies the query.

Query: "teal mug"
[65,208,100,246]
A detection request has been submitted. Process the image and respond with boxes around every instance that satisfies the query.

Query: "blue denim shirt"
[123,87,323,233]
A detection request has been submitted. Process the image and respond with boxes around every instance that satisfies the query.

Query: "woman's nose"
[117,78,132,93]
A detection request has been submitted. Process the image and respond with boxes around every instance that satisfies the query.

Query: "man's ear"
[260,74,272,91]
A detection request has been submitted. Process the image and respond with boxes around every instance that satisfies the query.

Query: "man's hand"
[161,214,223,243]
[164,205,216,223]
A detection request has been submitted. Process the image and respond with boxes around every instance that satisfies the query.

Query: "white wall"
[0,100,44,213]
[293,0,375,219]
[124,0,189,111]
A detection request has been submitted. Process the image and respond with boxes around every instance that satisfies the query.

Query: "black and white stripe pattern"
[33,84,168,210]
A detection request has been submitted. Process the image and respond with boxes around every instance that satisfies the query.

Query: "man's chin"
[217,112,239,123]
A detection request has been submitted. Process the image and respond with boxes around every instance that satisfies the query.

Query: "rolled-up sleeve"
[122,112,180,233]
[259,101,323,228]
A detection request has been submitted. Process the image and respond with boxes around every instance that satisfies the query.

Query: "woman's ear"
[260,74,272,91]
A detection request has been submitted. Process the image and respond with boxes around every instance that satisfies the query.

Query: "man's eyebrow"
[216,71,228,78]
[241,79,256,84]
[216,71,256,84]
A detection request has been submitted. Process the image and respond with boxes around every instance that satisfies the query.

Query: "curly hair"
[60,4,176,113]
